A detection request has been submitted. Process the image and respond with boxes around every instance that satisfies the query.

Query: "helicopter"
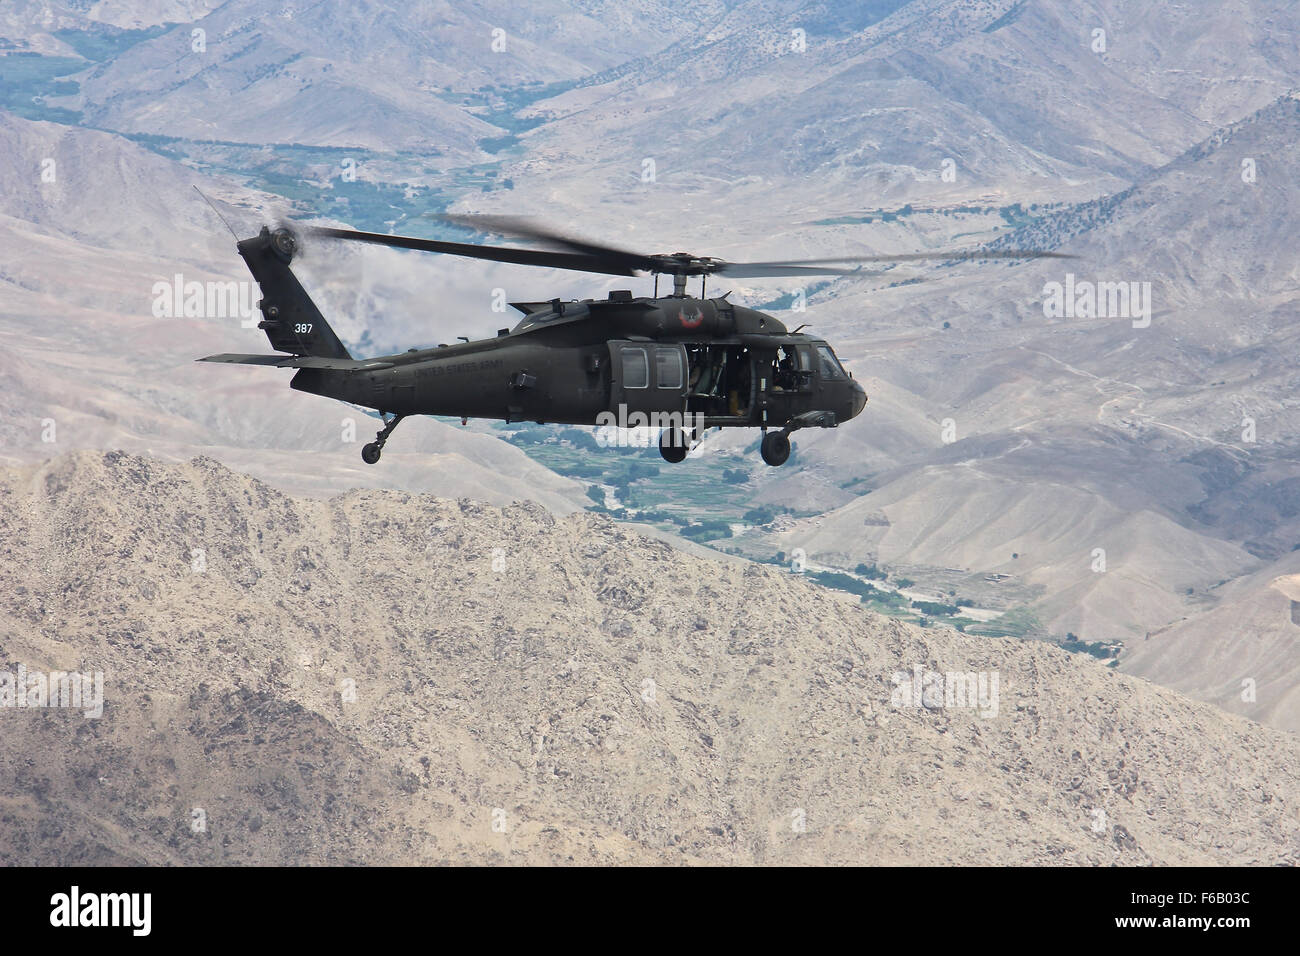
[198,215,1066,466]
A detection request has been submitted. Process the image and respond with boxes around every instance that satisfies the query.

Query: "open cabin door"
[608,341,688,414]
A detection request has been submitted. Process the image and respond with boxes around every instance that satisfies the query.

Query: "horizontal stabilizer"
[509,301,551,315]
[197,353,393,370]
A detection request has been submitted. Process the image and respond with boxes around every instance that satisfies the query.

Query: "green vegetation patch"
[966,606,1043,639]
[52,24,169,62]
[0,53,85,122]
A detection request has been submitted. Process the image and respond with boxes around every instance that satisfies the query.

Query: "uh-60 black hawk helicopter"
[198,215,1065,466]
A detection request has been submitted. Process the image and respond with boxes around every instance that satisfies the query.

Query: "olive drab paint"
[198,225,870,468]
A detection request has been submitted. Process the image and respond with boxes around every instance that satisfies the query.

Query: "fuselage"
[290,293,867,429]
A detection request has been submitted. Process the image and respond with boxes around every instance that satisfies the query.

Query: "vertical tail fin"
[239,226,351,359]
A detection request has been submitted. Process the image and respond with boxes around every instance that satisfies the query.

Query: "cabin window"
[655,347,683,389]
[622,347,649,389]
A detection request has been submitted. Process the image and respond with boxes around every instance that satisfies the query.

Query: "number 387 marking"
[294,323,313,334]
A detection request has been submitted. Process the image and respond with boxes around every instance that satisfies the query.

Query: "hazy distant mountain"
[67,0,724,154]
[505,0,1300,214]
[0,1,227,54]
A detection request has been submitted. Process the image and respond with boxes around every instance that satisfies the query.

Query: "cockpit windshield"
[816,344,846,379]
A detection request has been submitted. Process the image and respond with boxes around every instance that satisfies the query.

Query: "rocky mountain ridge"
[0,451,1295,864]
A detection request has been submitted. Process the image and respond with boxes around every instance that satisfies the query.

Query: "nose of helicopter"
[850,380,867,419]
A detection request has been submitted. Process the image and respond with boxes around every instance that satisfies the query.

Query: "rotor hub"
[650,253,724,277]
[271,227,298,263]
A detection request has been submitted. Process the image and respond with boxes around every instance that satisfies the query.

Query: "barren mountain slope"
[0,452,1295,865]
[1123,551,1300,733]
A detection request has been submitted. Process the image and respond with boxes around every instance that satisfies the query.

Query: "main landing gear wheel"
[361,413,405,465]
[760,432,791,467]
[659,427,690,463]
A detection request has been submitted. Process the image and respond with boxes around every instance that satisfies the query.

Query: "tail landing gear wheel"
[361,413,404,465]
[760,432,791,466]
[659,428,690,464]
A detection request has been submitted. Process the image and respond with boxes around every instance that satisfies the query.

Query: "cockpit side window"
[816,345,846,380]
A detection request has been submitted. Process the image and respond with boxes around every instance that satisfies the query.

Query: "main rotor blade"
[307,226,642,277]
[716,263,864,277]
[717,248,1072,275]
[313,219,1070,281]
[434,214,655,271]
